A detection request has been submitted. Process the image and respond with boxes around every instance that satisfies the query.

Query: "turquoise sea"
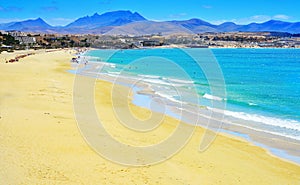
[81,48,300,161]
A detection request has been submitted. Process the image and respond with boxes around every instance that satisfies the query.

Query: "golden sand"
[0,49,299,184]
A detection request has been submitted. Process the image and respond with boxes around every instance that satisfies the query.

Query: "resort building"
[14,36,36,44]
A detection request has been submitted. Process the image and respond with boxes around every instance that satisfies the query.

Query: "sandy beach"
[0,49,300,184]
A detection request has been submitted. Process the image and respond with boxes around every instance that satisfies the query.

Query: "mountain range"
[1,10,300,35]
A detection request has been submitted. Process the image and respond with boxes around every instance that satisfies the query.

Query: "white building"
[8,31,27,37]
[14,36,36,44]
[0,30,8,35]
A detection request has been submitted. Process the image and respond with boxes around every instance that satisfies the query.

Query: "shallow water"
[86,48,300,141]
[79,48,300,164]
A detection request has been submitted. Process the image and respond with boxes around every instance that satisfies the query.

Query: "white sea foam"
[138,75,194,87]
[166,78,194,84]
[223,109,300,132]
[248,102,258,106]
[138,74,161,79]
[223,119,300,141]
[143,78,173,86]
[89,61,116,68]
[203,93,224,101]
[107,71,121,75]
[79,56,100,61]
[205,107,300,140]
[155,92,184,104]
[106,73,119,78]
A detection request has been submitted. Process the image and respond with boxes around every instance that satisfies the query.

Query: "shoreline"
[128,78,300,165]
[74,59,300,165]
[130,81,300,165]
[79,50,300,165]
[1,49,300,184]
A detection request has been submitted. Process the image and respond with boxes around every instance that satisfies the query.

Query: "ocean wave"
[102,63,116,68]
[203,93,225,101]
[105,73,119,78]
[204,107,300,140]
[87,61,116,67]
[107,71,121,75]
[223,109,300,132]
[79,56,100,61]
[138,75,194,86]
[143,78,173,86]
[138,74,161,79]
[248,102,258,106]
[155,92,184,104]
[166,78,194,84]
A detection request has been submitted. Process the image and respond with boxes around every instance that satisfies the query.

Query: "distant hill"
[65,10,146,29]
[0,18,55,33]
[169,18,218,33]
[237,20,300,33]
[1,10,300,35]
[105,21,193,35]
[216,22,242,32]
[0,22,17,29]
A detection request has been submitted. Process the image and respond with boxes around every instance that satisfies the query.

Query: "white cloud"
[0,18,35,24]
[210,14,292,25]
[251,15,271,21]
[273,14,290,20]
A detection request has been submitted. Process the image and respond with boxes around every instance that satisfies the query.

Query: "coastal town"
[1,30,300,52]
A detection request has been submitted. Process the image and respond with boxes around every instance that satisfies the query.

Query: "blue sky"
[1,0,300,26]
